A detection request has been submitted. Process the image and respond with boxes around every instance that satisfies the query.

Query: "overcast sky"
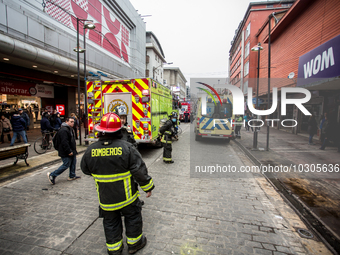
[129,0,254,85]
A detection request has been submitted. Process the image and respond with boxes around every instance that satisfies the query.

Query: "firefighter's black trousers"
[162,133,172,162]
[100,198,143,251]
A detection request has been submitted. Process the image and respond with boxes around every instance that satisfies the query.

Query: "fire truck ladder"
[87,77,104,139]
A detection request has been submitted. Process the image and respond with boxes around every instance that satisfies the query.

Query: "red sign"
[0,79,35,96]
[56,105,65,115]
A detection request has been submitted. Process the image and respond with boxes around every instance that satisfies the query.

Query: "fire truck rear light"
[142,89,149,95]
[143,123,148,130]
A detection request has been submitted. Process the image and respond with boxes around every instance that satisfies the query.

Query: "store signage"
[0,79,54,98]
[297,34,340,86]
[56,105,65,115]
[36,84,54,98]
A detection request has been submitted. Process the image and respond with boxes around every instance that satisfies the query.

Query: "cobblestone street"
[0,124,331,254]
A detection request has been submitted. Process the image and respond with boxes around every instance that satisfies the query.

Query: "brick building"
[256,0,340,133]
[229,0,294,95]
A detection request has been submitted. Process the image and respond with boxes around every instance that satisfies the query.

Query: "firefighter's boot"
[128,235,147,254]
[107,244,123,255]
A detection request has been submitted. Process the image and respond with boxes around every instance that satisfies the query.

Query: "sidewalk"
[234,127,340,241]
[0,126,88,183]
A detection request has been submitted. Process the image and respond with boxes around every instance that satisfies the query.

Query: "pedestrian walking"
[10,110,27,146]
[319,115,329,150]
[235,115,243,138]
[54,112,62,130]
[307,114,318,145]
[184,111,189,123]
[18,108,30,142]
[82,112,88,138]
[244,113,249,131]
[50,109,58,127]
[1,115,12,143]
[81,112,153,255]
[47,117,80,184]
[41,108,49,119]
[70,113,79,140]
[34,104,39,121]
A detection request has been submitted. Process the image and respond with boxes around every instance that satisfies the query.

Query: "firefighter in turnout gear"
[159,112,176,164]
[116,105,137,148]
[80,113,154,254]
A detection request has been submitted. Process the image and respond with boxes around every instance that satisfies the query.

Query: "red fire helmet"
[94,112,122,133]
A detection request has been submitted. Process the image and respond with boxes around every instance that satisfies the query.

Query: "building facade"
[255,0,340,134]
[163,67,187,100]
[228,0,294,95]
[0,0,145,119]
[145,31,167,84]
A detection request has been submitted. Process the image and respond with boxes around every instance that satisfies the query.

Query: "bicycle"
[34,130,58,154]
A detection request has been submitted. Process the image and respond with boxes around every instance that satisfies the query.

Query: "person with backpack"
[47,117,80,185]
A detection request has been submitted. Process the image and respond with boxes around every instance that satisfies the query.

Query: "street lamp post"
[73,18,95,146]
[251,43,263,150]
[266,15,272,151]
[83,22,95,144]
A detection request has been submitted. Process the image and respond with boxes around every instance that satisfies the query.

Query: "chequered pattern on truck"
[87,79,150,140]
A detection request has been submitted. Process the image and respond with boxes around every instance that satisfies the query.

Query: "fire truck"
[86,78,178,145]
[179,101,191,122]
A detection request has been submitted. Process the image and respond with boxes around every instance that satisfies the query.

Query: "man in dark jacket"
[41,112,54,132]
[17,108,30,143]
[10,110,27,146]
[19,108,30,129]
[81,113,153,255]
[47,117,80,184]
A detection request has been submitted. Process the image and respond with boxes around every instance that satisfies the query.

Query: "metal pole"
[83,25,88,144]
[253,44,260,149]
[266,15,271,151]
[76,18,82,145]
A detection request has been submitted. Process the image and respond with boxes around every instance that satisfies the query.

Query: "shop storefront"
[0,79,55,127]
[297,34,340,138]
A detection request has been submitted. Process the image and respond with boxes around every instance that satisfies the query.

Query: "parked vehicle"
[86,78,178,145]
[195,94,235,142]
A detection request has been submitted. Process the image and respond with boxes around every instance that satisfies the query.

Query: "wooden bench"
[0,144,30,166]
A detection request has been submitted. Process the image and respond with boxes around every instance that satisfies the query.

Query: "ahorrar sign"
[297,34,340,86]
